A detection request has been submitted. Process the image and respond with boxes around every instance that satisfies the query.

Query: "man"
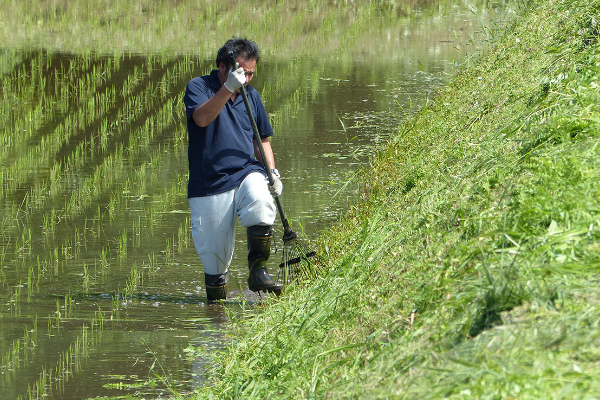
[184,37,283,301]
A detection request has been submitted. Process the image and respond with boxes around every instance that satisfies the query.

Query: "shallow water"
[0,1,509,398]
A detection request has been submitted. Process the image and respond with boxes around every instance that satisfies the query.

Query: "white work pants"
[188,172,276,275]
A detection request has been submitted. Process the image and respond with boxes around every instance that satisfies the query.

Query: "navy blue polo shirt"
[184,70,274,198]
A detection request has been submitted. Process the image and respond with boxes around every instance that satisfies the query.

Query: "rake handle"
[228,52,297,240]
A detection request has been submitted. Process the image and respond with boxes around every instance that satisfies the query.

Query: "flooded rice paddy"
[0,1,509,398]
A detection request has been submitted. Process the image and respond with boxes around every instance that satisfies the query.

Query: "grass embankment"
[192,0,600,398]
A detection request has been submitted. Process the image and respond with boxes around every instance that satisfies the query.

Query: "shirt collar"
[208,69,222,91]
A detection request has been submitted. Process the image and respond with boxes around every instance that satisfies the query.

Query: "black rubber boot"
[205,272,228,302]
[247,225,283,295]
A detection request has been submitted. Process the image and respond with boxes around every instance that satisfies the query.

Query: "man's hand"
[224,66,245,93]
[268,169,283,197]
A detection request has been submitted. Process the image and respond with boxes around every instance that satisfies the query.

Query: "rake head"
[277,234,324,285]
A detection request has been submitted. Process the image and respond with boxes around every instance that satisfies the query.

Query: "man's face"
[219,57,256,92]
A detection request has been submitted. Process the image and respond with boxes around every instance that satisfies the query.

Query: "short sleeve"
[184,77,210,123]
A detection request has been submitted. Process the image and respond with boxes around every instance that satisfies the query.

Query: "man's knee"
[240,202,276,228]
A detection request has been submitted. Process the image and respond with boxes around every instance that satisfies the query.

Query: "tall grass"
[189,0,600,398]
[0,0,475,58]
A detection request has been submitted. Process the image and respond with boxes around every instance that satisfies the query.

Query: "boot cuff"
[247,224,273,237]
[205,272,229,287]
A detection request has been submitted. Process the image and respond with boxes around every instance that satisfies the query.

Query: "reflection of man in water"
[184,37,283,301]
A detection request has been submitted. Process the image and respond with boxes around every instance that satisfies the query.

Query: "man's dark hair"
[215,37,260,68]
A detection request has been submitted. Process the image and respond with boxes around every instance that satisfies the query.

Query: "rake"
[228,52,323,284]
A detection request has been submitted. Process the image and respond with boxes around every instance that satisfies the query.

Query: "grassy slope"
[191,0,600,398]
